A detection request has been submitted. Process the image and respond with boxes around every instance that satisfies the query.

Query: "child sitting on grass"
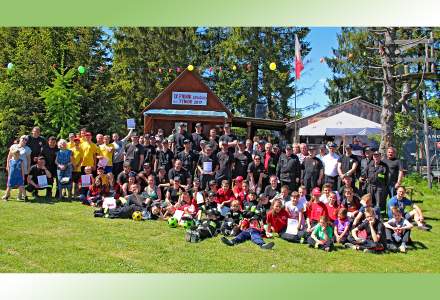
[221,210,275,250]
[266,199,290,237]
[384,206,413,253]
[307,215,334,252]
[305,187,328,235]
[346,207,385,253]
[221,200,243,236]
[281,191,306,243]
[333,208,350,245]
[352,193,380,227]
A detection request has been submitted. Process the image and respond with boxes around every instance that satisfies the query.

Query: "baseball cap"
[179,123,186,127]
[238,140,245,145]
[173,176,181,182]
[235,176,244,182]
[308,145,316,151]
[208,191,216,197]
[286,144,292,150]
[373,150,381,155]
[224,123,230,128]
[85,132,92,137]
[327,142,337,148]
[311,187,322,196]
[68,133,75,138]
[209,180,217,186]
[345,144,352,149]
[364,146,372,152]
[195,123,202,127]
[183,139,190,144]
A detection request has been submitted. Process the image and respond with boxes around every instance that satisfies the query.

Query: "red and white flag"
[295,34,304,80]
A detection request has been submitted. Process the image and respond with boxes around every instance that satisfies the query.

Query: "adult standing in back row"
[322,142,340,188]
[27,127,47,166]
[382,146,404,199]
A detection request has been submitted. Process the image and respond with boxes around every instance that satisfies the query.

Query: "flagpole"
[294,77,297,144]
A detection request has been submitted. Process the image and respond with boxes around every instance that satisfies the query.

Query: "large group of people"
[3,123,431,253]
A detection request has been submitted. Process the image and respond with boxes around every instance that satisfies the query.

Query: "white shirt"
[322,152,340,177]
[285,202,305,226]
[319,191,341,205]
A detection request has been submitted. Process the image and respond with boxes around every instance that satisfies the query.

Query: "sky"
[295,27,341,117]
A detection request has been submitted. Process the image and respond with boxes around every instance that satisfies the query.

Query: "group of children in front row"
[88,169,427,253]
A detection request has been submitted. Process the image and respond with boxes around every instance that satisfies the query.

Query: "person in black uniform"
[174,123,193,153]
[168,159,191,187]
[155,139,174,173]
[233,140,252,178]
[27,126,47,166]
[365,150,389,212]
[359,146,373,196]
[215,141,234,186]
[276,144,301,193]
[42,136,58,197]
[301,145,324,192]
[337,144,359,190]
[176,139,198,177]
[142,134,156,166]
[197,146,219,190]
[191,123,206,152]
[219,123,238,154]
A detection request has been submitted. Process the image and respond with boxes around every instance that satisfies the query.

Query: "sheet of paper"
[126,118,136,129]
[37,175,48,188]
[98,158,108,168]
[102,197,116,209]
[203,161,212,173]
[81,175,91,187]
[196,192,205,204]
[286,218,299,235]
[173,209,184,221]
[218,205,230,217]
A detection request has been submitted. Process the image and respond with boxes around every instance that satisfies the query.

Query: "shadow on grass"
[409,240,429,250]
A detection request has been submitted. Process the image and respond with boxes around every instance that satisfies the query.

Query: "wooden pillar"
[246,121,252,139]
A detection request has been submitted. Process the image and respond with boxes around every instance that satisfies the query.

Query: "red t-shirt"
[177,198,199,216]
[216,188,235,205]
[307,201,329,222]
[326,203,339,222]
[264,152,271,171]
[266,209,290,233]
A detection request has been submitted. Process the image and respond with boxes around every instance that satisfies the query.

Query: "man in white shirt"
[322,142,340,188]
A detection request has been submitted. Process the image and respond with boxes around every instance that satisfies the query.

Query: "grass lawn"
[0,176,439,273]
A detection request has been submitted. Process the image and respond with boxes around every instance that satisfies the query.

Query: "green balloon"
[77,66,86,74]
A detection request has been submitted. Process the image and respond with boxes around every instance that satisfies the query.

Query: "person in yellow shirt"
[66,133,76,150]
[99,135,115,174]
[81,132,100,172]
[71,137,84,198]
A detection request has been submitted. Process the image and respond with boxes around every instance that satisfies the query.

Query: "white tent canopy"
[299,111,381,136]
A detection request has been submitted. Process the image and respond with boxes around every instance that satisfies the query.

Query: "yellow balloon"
[269,62,276,71]
[232,65,237,71]
[187,64,194,71]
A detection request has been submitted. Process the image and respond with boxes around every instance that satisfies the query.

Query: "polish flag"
[295,34,304,80]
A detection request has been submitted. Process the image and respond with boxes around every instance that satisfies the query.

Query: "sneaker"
[221,236,234,246]
[2,195,9,201]
[387,243,398,252]
[300,237,305,244]
[363,249,375,254]
[399,245,407,253]
[344,243,357,250]
[185,231,192,242]
[314,242,319,249]
[260,242,275,250]
[418,224,430,231]
[324,247,330,252]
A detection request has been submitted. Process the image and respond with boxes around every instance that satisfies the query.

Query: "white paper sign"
[102,197,116,209]
[218,204,230,217]
[98,158,108,168]
[173,209,184,221]
[126,118,136,129]
[37,175,48,188]
[203,161,212,173]
[172,92,207,106]
[286,218,299,235]
[196,192,205,204]
[81,175,91,187]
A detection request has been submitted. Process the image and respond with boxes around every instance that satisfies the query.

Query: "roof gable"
[143,69,232,118]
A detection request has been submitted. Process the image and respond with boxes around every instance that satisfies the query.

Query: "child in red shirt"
[176,191,199,218]
[325,192,339,222]
[232,176,244,199]
[266,199,290,234]
[306,187,329,234]
[216,180,236,207]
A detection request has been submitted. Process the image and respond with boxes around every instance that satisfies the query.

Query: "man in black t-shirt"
[337,144,359,190]
[219,123,237,154]
[168,159,190,187]
[176,139,198,176]
[191,123,206,152]
[216,141,234,185]
[347,207,385,253]
[26,156,54,198]
[301,146,324,192]
[124,134,144,173]
[197,146,219,190]
[143,135,156,166]
[277,145,301,192]
[27,127,47,166]
[382,146,404,199]
[233,140,252,178]
[174,123,193,153]
[155,139,174,173]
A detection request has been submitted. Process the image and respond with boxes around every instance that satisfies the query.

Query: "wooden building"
[143,69,233,135]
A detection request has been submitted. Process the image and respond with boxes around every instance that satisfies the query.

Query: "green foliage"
[40,68,80,138]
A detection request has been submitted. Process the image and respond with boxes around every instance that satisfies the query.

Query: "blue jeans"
[387,184,397,199]
[57,165,72,192]
[232,228,264,246]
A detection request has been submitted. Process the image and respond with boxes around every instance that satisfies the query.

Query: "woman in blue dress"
[56,139,73,199]
[3,148,26,201]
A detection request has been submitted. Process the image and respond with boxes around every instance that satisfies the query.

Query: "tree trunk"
[379,28,397,154]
